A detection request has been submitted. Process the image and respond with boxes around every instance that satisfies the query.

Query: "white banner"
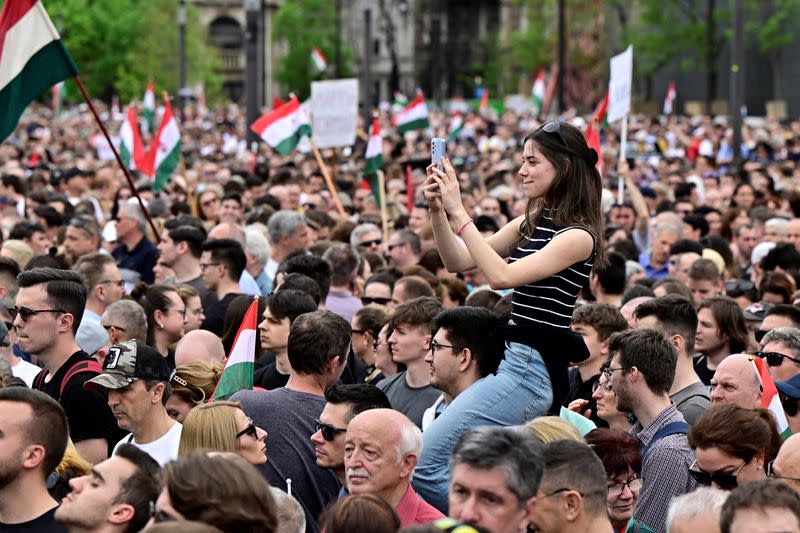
[607,45,633,123]
[311,79,359,148]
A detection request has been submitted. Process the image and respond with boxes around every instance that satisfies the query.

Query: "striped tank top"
[509,210,595,329]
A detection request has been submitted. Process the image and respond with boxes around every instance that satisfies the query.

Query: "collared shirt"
[631,404,696,533]
[638,251,669,280]
[395,484,445,527]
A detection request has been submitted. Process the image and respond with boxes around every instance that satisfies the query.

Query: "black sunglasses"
[540,120,569,149]
[688,460,745,490]
[755,329,769,343]
[235,417,259,439]
[780,393,799,417]
[361,297,390,306]
[725,280,755,295]
[358,238,382,248]
[756,351,800,367]
[315,419,347,441]
[8,306,65,322]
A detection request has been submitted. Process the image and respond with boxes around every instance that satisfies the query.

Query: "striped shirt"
[510,210,594,329]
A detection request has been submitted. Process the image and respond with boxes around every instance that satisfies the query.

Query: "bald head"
[174,330,226,367]
[709,354,762,409]
[621,296,654,329]
[208,223,246,242]
[773,434,800,496]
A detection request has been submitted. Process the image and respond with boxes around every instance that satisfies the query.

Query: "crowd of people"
[0,99,800,533]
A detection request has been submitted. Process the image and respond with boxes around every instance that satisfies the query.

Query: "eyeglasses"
[780,393,799,417]
[351,328,368,335]
[386,242,406,252]
[540,121,569,149]
[201,197,220,208]
[602,366,626,382]
[315,419,347,441]
[98,279,125,287]
[103,324,127,333]
[430,340,460,354]
[688,460,746,490]
[755,329,770,343]
[358,238,382,248]
[303,203,318,210]
[766,461,800,483]
[200,262,220,270]
[168,308,187,318]
[757,351,800,367]
[607,477,644,496]
[8,306,65,322]
[725,280,755,295]
[592,379,613,393]
[361,297,390,306]
[235,417,259,439]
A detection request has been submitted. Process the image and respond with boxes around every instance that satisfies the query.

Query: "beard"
[614,380,635,413]
[0,456,24,490]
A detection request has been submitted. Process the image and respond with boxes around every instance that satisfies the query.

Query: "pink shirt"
[395,484,445,527]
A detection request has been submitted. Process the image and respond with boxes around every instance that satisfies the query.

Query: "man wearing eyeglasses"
[85,340,182,467]
[760,327,800,382]
[771,433,800,495]
[384,229,421,268]
[73,254,126,357]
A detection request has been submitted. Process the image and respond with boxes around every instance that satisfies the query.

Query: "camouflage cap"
[84,339,171,391]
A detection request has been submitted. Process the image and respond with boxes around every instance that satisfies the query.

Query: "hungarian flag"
[584,120,603,175]
[593,91,609,129]
[392,92,429,133]
[531,69,545,115]
[212,297,259,400]
[0,0,79,142]
[478,88,489,114]
[120,105,145,171]
[753,357,792,440]
[251,94,312,156]
[663,82,676,115]
[52,80,64,116]
[363,119,382,176]
[144,96,180,193]
[310,47,328,72]
[143,81,155,133]
[391,91,408,114]
[447,113,463,143]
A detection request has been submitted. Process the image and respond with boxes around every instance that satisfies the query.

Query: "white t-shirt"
[12,358,41,388]
[113,421,182,466]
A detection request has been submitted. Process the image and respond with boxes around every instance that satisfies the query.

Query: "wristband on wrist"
[456,218,474,236]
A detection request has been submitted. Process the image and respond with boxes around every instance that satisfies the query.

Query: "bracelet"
[456,218,474,236]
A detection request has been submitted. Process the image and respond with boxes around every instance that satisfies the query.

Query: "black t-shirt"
[254,362,290,390]
[34,351,126,456]
[693,355,715,386]
[201,293,241,336]
[112,236,157,284]
[0,506,66,532]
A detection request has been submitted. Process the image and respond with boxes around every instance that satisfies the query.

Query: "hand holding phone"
[431,138,446,171]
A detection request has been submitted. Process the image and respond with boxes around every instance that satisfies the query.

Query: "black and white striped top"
[509,210,595,329]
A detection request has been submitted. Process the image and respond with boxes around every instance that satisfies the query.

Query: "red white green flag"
[251,94,312,156]
[593,92,610,129]
[0,0,79,142]
[212,297,259,400]
[119,105,145,171]
[531,69,545,115]
[753,357,792,440]
[447,113,464,143]
[392,92,429,133]
[143,96,181,193]
[363,119,382,176]
[143,80,155,133]
[479,88,489,114]
[310,47,328,72]
[584,120,603,175]
[663,82,676,115]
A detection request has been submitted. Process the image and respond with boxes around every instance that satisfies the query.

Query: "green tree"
[744,0,800,100]
[272,0,353,101]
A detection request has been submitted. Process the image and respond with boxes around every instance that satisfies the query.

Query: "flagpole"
[310,140,347,218]
[377,170,389,242]
[617,115,628,206]
[73,76,161,242]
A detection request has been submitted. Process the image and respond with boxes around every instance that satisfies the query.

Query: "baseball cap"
[84,340,171,391]
[743,302,775,321]
[776,374,800,399]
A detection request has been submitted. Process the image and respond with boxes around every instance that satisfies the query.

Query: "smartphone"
[431,138,446,170]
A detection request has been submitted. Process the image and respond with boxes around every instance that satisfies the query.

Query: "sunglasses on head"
[8,306,65,322]
[688,460,745,490]
[235,417,259,439]
[539,121,569,149]
[361,297,390,306]
[757,351,800,367]
[315,419,346,441]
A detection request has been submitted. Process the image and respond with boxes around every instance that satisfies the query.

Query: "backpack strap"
[32,368,49,391]
[642,421,690,462]
[60,360,103,398]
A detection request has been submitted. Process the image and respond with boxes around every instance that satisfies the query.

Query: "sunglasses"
[756,351,800,367]
[386,242,406,252]
[358,238,382,248]
[755,329,769,343]
[540,121,569,149]
[361,297,390,306]
[235,417,259,439]
[98,279,126,287]
[8,306,65,322]
[315,419,347,441]
[780,393,799,417]
[725,280,755,295]
[688,460,746,490]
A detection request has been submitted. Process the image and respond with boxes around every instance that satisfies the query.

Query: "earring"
[157,323,164,330]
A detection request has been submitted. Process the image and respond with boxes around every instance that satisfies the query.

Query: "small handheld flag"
[212,297,259,400]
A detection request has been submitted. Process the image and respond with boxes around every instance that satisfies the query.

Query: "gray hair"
[762,326,800,357]
[322,243,360,286]
[350,223,381,247]
[397,420,422,482]
[540,439,608,517]
[101,300,147,342]
[244,227,271,271]
[765,217,789,237]
[269,487,306,533]
[667,487,728,533]
[268,210,306,245]
[449,426,543,504]
[119,202,147,233]
[653,220,684,238]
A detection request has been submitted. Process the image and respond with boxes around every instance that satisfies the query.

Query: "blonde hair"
[1,239,33,270]
[525,416,582,444]
[171,361,224,406]
[178,400,242,459]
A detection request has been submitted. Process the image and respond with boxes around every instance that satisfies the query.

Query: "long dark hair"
[521,122,606,266]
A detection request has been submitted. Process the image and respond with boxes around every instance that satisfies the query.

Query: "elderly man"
[666,487,728,533]
[112,202,157,286]
[719,480,800,533]
[710,353,762,409]
[265,210,309,292]
[760,327,800,382]
[447,426,542,533]
[344,408,444,526]
[770,434,800,495]
[100,300,148,346]
[174,329,225,367]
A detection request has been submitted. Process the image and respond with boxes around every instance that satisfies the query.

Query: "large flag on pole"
[584,121,603,175]
[251,94,312,156]
[120,105,145,171]
[531,69,545,115]
[143,81,155,133]
[363,119,383,176]
[212,297,259,400]
[753,357,792,440]
[52,80,64,116]
[143,95,181,193]
[392,92,429,133]
[0,0,79,142]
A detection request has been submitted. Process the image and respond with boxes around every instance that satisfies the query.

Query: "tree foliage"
[272,0,353,101]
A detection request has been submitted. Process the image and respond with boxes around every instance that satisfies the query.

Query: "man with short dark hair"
[589,252,626,307]
[760,305,800,345]
[0,387,68,530]
[607,329,695,533]
[720,480,800,533]
[55,443,161,533]
[447,426,542,533]
[156,223,209,302]
[687,258,724,306]
[281,254,332,308]
[199,238,246,335]
[389,275,435,310]
[634,295,710,425]
[73,254,125,356]
[310,383,391,486]
[18,268,123,464]
[233,310,351,531]
[385,229,421,268]
[530,440,614,533]
[64,216,102,265]
[85,340,182,466]
[322,243,363,322]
